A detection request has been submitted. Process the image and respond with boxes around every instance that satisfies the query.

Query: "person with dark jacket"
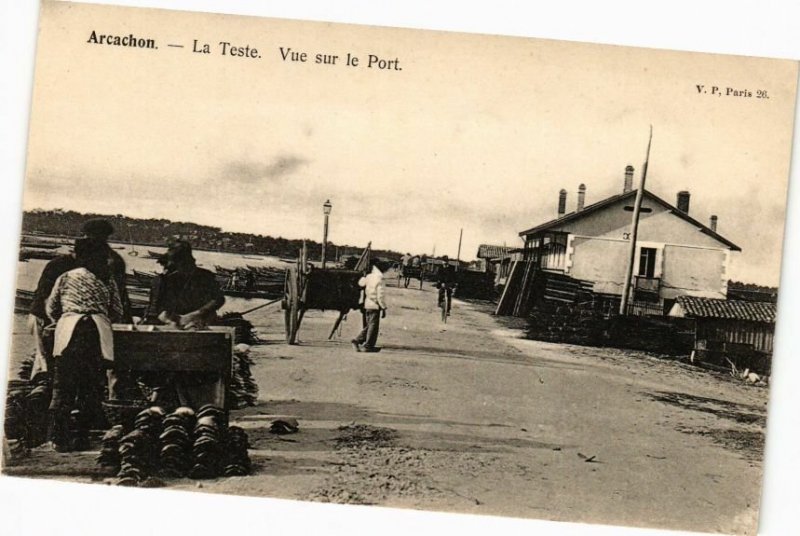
[436,256,458,315]
[145,241,225,329]
[144,241,225,408]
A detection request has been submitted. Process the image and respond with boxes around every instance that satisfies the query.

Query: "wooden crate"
[112,325,235,408]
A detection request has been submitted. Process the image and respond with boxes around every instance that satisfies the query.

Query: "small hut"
[475,244,512,273]
[668,296,777,374]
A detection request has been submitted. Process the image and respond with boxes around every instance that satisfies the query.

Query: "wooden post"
[328,310,347,339]
[456,228,463,271]
[321,215,329,268]
[619,126,653,315]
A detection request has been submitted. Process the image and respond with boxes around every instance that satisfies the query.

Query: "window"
[638,247,657,278]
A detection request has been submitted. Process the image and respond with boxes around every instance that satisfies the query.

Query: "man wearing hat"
[81,218,131,321]
[28,218,131,380]
[144,241,225,408]
[145,240,225,329]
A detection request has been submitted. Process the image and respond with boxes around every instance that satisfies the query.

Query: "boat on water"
[126,227,140,257]
[246,264,284,275]
[222,289,282,300]
[19,249,62,262]
[130,269,157,288]
[20,241,62,250]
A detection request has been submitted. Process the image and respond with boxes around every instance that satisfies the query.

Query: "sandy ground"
[3,275,768,535]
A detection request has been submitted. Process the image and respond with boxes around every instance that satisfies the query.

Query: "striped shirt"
[46,267,124,323]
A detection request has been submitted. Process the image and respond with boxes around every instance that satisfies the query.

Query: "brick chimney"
[710,214,718,232]
[623,165,634,193]
[577,184,586,211]
[558,189,567,217]
[676,191,690,213]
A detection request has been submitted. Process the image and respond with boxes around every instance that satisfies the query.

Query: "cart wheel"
[284,266,300,344]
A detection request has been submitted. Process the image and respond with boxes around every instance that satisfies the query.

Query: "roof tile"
[476,244,512,259]
[677,296,776,323]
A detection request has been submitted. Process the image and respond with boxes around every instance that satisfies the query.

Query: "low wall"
[525,299,695,355]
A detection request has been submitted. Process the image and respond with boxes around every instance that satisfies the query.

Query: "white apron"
[52,312,115,362]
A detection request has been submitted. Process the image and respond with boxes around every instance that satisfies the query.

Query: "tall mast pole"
[619,126,653,315]
[456,228,463,270]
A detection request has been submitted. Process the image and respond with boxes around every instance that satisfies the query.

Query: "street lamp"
[322,199,332,268]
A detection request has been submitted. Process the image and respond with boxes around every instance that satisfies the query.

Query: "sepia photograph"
[2,1,799,535]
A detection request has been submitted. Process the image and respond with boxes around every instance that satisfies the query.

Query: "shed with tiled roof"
[476,244,512,260]
[669,296,775,374]
[670,296,776,323]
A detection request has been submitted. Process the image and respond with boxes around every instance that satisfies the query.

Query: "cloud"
[223,155,308,185]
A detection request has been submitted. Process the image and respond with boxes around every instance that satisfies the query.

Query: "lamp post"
[322,199,332,268]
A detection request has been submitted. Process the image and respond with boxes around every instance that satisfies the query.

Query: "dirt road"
[4,278,768,534]
[187,278,766,534]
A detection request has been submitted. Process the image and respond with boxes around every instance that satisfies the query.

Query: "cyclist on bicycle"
[436,255,457,315]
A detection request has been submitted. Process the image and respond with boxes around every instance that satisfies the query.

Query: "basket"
[102,399,149,429]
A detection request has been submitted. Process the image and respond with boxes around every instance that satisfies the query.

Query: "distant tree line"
[21,209,402,261]
[727,280,779,303]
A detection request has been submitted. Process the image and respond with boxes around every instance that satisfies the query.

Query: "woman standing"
[45,238,124,451]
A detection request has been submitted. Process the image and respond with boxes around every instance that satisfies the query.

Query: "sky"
[21,1,798,285]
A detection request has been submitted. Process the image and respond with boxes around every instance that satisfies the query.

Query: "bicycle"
[438,283,454,323]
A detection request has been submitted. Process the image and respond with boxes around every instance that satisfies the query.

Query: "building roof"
[519,189,741,251]
[476,244,512,259]
[673,296,776,323]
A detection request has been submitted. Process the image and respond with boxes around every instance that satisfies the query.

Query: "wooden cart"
[282,246,364,345]
[397,265,425,289]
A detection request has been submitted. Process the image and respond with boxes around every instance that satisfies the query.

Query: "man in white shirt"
[352,259,387,352]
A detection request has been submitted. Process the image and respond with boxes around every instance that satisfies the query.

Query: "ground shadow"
[644,390,766,426]
[645,390,766,461]
[236,398,565,455]
[380,343,588,372]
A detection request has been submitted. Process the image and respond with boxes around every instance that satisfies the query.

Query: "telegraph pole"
[619,126,653,315]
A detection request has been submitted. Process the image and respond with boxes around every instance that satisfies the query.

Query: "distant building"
[475,244,513,273]
[516,165,740,314]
